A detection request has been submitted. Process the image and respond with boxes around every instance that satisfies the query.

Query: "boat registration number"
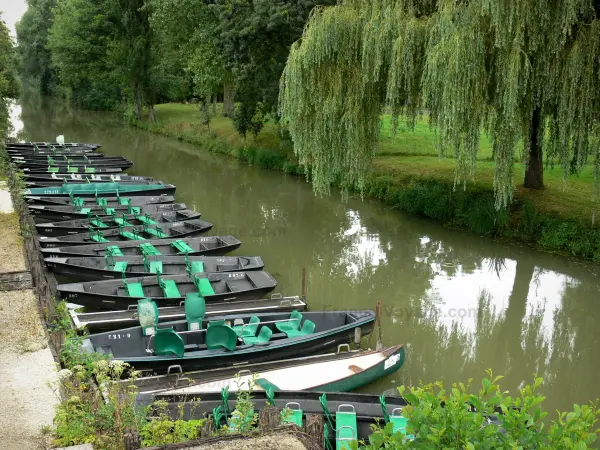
[108,333,132,340]
[384,353,401,370]
[226,273,245,278]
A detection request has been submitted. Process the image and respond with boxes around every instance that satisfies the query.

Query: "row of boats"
[10,140,413,447]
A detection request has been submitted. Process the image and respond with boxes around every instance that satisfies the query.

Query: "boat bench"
[121,231,144,240]
[145,227,168,238]
[172,240,194,254]
[137,215,157,225]
[161,279,181,298]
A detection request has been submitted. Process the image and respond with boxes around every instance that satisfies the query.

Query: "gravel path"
[0,289,58,449]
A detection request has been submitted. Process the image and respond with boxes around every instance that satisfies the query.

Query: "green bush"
[359,371,599,449]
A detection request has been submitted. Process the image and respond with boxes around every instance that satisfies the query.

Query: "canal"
[12,97,600,414]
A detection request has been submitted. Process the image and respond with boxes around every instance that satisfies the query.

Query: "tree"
[279,0,600,207]
[47,0,122,110]
[0,15,20,138]
[15,0,57,94]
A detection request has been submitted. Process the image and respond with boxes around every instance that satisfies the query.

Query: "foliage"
[0,15,19,140]
[52,360,147,448]
[47,0,122,110]
[280,0,600,207]
[16,0,58,94]
[140,400,205,446]
[358,371,600,449]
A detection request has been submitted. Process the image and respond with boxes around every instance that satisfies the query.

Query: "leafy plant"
[140,400,205,446]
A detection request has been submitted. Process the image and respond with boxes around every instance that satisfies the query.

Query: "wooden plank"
[0,271,33,290]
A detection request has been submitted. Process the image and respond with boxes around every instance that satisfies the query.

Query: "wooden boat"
[36,209,201,236]
[26,193,172,207]
[68,294,306,333]
[39,219,213,248]
[7,142,101,149]
[26,179,163,188]
[41,235,241,258]
[81,310,375,372]
[162,345,404,395]
[28,201,183,221]
[23,174,154,185]
[24,182,176,197]
[45,255,264,280]
[118,344,400,400]
[21,166,123,174]
[11,153,105,161]
[9,149,101,157]
[14,157,134,170]
[57,270,278,309]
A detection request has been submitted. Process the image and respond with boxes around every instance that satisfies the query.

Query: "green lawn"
[150,103,597,222]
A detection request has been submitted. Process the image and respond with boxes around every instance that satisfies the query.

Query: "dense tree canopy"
[280,0,600,207]
[0,15,20,138]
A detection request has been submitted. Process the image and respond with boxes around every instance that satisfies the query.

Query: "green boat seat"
[137,213,157,225]
[144,225,168,238]
[84,167,96,173]
[120,228,144,240]
[113,214,131,226]
[139,242,161,256]
[143,257,162,274]
[157,272,181,298]
[242,326,272,346]
[105,245,124,256]
[208,319,226,327]
[88,228,109,243]
[104,207,116,215]
[67,167,78,173]
[206,324,238,351]
[97,198,108,207]
[195,277,215,296]
[233,315,260,337]
[113,261,128,272]
[48,166,60,173]
[80,207,91,215]
[284,319,315,338]
[172,239,194,254]
[275,310,302,334]
[128,206,141,214]
[89,216,108,228]
[281,402,303,427]
[256,377,280,392]
[137,298,159,336]
[154,327,184,358]
[336,404,357,450]
[191,261,204,273]
[125,280,145,297]
[119,197,130,206]
[185,294,206,331]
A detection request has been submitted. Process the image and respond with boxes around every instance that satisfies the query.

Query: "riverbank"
[132,103,600,263]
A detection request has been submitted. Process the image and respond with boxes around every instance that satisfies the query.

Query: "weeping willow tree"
[279,0,600,208]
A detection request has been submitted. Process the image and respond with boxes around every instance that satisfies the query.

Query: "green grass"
[147,103,598,223]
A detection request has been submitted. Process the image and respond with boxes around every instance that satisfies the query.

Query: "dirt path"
[0,185,57,450]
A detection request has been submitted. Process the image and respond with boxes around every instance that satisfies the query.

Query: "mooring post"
[376,299,383,350]
[123,429,141,450]
[301,267,306,299]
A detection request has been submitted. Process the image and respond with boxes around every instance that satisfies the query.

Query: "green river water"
[11,98,600,414]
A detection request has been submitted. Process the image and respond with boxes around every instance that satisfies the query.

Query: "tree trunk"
[223,79,235,117]
[213,94,217,114]
[148,103,156,123]
[133,82,141,120]
[524,107,543,189]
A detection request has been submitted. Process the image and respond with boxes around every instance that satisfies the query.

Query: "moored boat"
[68,294,306,332]
[28,201,184,221]
[26,193,173,207]
[26,179,163,188]
[81,309,375,372]
[9,149,101,157]
[39,219,213,248]
[36,208,201,236]
[41,235,241,258]
[7,142,101,149]
[23,174,154,184]
[14,157,133,171]
[57,270,278,308]
[45,255,264,280]
[21,166,123,174]
[24,182,176,197]
[161,345,405,395]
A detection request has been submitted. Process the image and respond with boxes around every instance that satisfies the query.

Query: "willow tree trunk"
[524,107,543,189]
[223,79,235,117]
[133,82,141,120]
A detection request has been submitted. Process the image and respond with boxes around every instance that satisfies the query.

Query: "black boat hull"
[28,202,184,222]
[39,219,213,248]
[58,271,277,309]
[21,167,123,174]
[36,209,201,236]
[45,255,264,280]
[26,194,174,207]
[85,311,375,373]
[26,180,163,188]
[23,175,154,185]
[41,236,241,258]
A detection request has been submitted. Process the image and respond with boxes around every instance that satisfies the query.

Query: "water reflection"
[15,94,600,414]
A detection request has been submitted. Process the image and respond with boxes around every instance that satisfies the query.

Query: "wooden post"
[301,268,306,299]
[200,416,214,438]
[124,429,141,450]
[259,405,281,430]
[304,414,325,449]
[376,299,383,350]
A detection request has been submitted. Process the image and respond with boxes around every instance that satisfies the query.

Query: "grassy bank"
[132,103,600,262]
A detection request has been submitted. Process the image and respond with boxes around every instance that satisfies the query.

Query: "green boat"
[24,182,176,197]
